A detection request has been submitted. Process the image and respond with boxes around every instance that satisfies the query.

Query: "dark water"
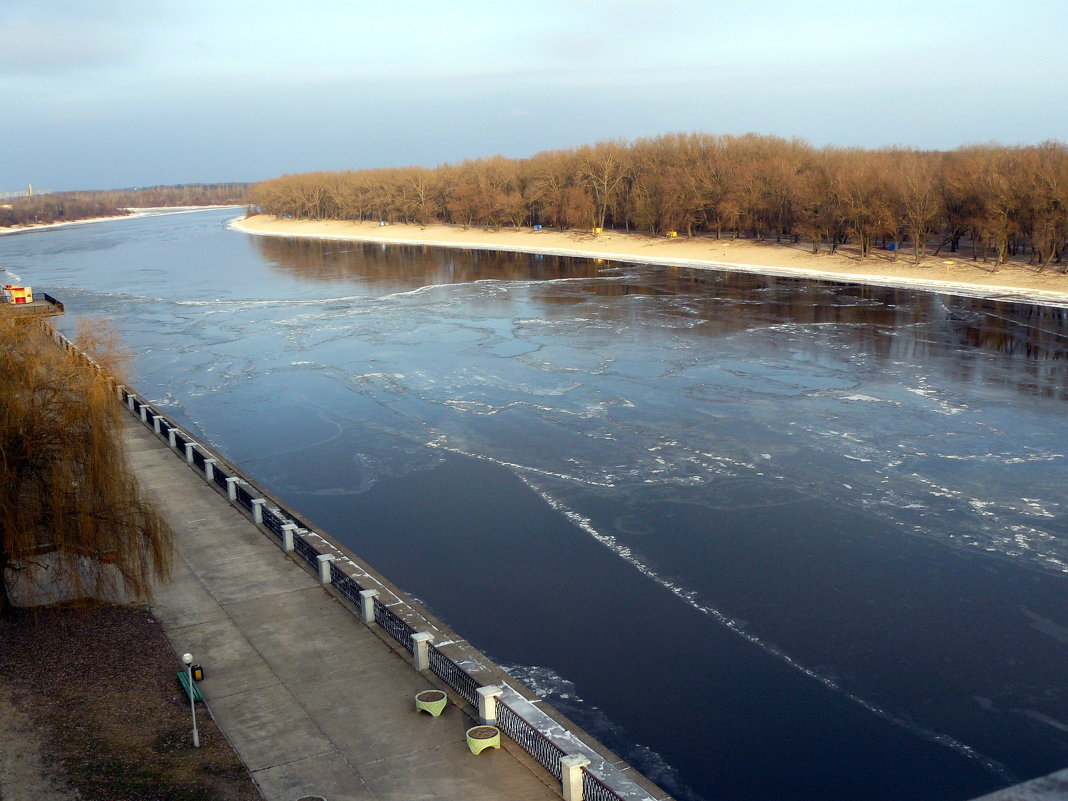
[4,209,1067,801]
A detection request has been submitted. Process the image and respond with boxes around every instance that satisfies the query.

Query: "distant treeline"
[251,134,1068,268]
[0,183,248,228]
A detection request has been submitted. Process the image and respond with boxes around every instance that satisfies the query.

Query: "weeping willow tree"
[0,317,173,617]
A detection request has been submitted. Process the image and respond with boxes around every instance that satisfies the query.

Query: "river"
[3,207,1067,801]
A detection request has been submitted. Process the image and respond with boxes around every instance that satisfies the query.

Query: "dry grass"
[0,603,261,801]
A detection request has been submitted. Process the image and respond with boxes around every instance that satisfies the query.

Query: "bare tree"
[0,319,173,617]
[893,149,944,262]
[578,140,628,230]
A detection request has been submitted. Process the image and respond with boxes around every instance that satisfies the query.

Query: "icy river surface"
[4,208,1067,801]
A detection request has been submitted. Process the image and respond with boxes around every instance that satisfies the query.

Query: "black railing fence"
[48,323,638,801]
[496,699,566,779]
[374,599,417,653]
[212,464,229,490]
[235,484,254,511]
[276,505,312,532]
[428,645,480,707]
[329,562,366,606]
[292,531,320,567]
[584,769,624,801]
[261,508,285,539]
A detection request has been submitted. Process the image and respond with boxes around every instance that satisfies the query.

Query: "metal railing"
[235,484,254,511]
[261,507,285,539]
[496,699,566,779]
[329,562,365,606]
[277,505,312,532]
[212,463,229,490]
[583,768,627,801]
[374,599,416,652]
[42,292,64,312]
[192,449,207,469]
[428,644,480,706]
[292,531,319,567]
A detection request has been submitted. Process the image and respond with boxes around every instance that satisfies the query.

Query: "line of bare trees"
[0,183,248,228]
[250,134,1068,270]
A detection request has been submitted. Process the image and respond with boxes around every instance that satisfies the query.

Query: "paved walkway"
[970,768,1068,801]
[124,416,560,801]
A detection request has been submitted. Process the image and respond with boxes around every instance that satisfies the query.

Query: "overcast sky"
[3,0,1065,192]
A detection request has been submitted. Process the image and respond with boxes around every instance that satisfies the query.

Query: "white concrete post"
[167,427,178,447]
[411,632,434,671]
[317,553,336,584]
[358,589,379,624]
[152,415,163,434]
[561,755,592,801]
[139,404,149,423]
[204,459,217,482]
[251,499,266,525]
[185,442,197,463]
[477,685,503,726]
[117,384,125,400]
[225,477,240,501]
[281,523,297,552]
[127,394,136,411]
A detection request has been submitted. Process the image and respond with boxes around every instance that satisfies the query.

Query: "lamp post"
[182,653,200,748]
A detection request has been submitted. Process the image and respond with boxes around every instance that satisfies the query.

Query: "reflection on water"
[256,234,1068,397]
[5,210,1068,801]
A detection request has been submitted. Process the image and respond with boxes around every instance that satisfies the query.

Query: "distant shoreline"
[232,215,1068,308]
[0,205,243,237]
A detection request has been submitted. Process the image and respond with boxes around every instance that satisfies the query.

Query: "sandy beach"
[233,215,1068,307]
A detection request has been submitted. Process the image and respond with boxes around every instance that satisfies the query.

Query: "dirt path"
[0,682,79,801]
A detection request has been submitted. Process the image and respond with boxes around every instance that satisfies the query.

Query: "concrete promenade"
[124,416,560,801]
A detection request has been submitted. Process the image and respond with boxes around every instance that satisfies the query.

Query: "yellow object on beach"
[943,261,954,265]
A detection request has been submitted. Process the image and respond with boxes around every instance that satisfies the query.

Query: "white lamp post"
[182,652,200,748]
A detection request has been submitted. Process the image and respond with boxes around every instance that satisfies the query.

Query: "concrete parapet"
[359,589,379,624]
[411,631,434,671]
[561,755,592,801]
[316,553,336,584]
[281,523,297,553]
[477,685,503,726]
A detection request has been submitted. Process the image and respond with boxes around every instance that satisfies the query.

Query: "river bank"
[233,215,1068,306]
[0,206,243,237]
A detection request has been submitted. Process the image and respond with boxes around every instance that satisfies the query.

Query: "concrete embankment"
[124,415,562,800]
[968,768,1068,801]
[116,384,669,801]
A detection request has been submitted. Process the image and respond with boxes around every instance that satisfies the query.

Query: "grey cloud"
[0,4,143,76]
